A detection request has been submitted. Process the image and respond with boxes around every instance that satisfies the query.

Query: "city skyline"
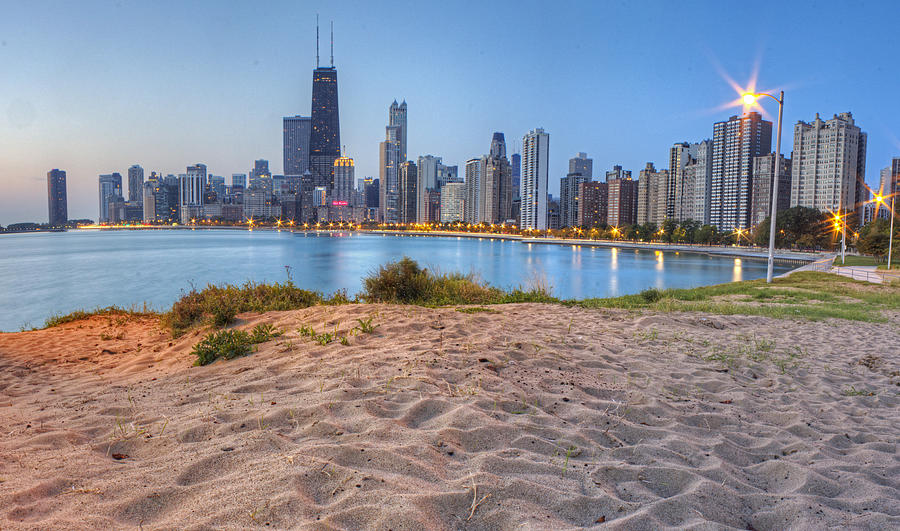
[1,1,899,225]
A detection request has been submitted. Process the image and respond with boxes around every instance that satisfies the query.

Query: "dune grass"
[43,305,159,328]
[574,272,900,322]
[360,257,557,306]
[161,281,351,336]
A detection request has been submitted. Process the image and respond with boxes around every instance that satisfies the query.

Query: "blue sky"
[1,0,898,224]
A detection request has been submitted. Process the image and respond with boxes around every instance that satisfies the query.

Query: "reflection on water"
[733,258,743,283]
[0,230,791,331]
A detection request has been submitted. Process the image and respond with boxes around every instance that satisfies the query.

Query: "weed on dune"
[192,323,286,366]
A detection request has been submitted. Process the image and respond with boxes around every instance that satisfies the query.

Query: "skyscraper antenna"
[330,21,334,66]
[316,14,320,68]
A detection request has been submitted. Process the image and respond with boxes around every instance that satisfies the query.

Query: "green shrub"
[640,288,665,303]
[361,257,432,303]
[192,329,253,366]
[192,323,284,366]
[361,257,556,305]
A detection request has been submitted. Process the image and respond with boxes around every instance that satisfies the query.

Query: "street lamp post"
[743,90,784,283]
[873,194,895,269]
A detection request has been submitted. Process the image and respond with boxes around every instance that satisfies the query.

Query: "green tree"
[696,224,718,245]
[857,219,891,260]
[660,219,679,243]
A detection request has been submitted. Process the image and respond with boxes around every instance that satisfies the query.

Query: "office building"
[437,163,460,188]
[710,112,773,230]
[309,44,341,196]
[399,161,417,223]
[379,123,402,222]
[283,115,311,176]
[790,112,867,223]
[480,133,513,224]
[332,156,355,205]
[750,154,792,226]
[417,155,441,223]
[389,100,407,161]
[98,173,123,223]
[127,164,144,203]
[47,169,67,226]
[179,166,205,224]
[520,128,550,230]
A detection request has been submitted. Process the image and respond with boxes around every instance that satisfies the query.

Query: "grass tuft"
[191,323,284,366]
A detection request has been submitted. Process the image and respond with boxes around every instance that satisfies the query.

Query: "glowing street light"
[830,211,848,265]
[743,89,785,283]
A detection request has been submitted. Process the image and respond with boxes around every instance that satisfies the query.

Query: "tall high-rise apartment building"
[605,165,629,183]
[283,115,311,176]
[389,100,407,161]
[232,174,247,188]
[127,164,144,203]
[399,161,417,223]
[790,112,867,223]
[637,162,667,225]
[678,140,713,224]
[98,173,123,223]
[879,158,900,197]
[750,154,792,226]
[569,152,593,180]
[560,152,592,228]
[578,181,608,228]
[332,156,355,205]
[379,124,402,222]
[607,172,638,227]
[560,172,588,228]
[520,128,550,230]
[440,182,466,223]
[710,112,773,230]
[464,157,485,224]
[668,143,697,220]
[47,169,67,226]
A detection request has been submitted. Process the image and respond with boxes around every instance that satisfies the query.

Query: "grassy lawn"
[574,272,900,322]
[833,255,900,267]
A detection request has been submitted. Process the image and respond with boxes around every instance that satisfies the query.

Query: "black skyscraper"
[47,169,67,226]
[309,23,340,197]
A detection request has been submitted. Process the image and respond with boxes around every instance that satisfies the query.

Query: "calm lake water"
[0,229,790,331]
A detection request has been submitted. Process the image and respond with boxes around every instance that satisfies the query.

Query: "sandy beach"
[1,304,898,529]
